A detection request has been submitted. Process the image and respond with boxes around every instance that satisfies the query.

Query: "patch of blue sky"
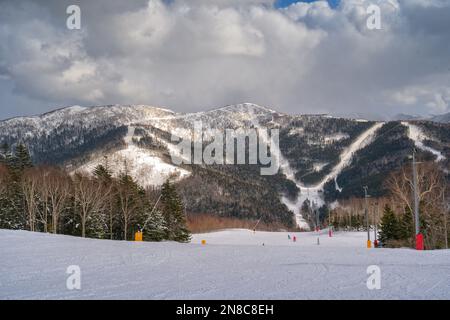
[274,0,340,9]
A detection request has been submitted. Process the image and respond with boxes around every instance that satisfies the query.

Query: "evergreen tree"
[14,143,33,172]
[0,143,32,230]
[161,180,191,242]
[351,215,361,231]
[379,205,400,244]
[0,143,13,167]
[93,164,116,239]
[116,173,143,240]
[301,199,311,216]
[93,164,112,181]
[142,209,167,242]
[0,164,12,229]
[318,205,329,224]
[398,207,414,242]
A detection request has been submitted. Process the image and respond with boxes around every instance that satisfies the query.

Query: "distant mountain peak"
[202,103,279,115]
[430,112,450,123]
[391,113,423,121]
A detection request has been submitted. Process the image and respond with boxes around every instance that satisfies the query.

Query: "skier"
[293,236,297,242]
[288,234,291,240]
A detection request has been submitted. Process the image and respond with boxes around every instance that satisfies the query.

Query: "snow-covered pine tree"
[143,209,167,242]
[93,164,116,240]
[0,143,34,230]
[161,180,191,243]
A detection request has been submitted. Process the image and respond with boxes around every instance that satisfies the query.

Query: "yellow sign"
[201,240,206,245]
[135,231,143,241]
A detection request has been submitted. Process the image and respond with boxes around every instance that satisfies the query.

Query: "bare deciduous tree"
[443,182,449,249]
[116,175,142,240]
[386,162,443,213]
[73,172,110,237]
[0,164,8,195]
[386,161,447,248]
[21,168,40,231]
[33,167,50,232]
[43,168,71,234]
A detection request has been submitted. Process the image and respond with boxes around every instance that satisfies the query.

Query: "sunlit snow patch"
[73,126,190,187]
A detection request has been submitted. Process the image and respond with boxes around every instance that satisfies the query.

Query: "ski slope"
[402,122,445,162]
[1,229,449,300]
[280,123,384,225]
[73,126,190,187]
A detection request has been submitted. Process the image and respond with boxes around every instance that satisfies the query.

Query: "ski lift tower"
[363,186,371,248]
[312,201,320,245]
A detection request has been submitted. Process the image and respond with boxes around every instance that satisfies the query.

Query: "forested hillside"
[1,104,449,230]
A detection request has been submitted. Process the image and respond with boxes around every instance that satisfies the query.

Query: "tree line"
[329,161,449,249]
[0,143,191,242]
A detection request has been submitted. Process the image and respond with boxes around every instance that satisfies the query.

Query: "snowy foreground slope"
[0,229,449,300]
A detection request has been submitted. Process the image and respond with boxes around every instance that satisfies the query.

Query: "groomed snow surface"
[0,229,449,300]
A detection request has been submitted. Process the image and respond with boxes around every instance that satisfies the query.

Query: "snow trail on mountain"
[246,108,310,229]
[247,106,383,229]
[280,122,383,227]
[3,104,387,228]
[74,126,190,186]
[304,122,384,190]
[402,122,445,162]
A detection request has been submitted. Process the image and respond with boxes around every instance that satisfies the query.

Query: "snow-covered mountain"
[391,112,450,123]
[1,103,449,229]
[0,102,290,186]
[431,112,450,123]
[1,105,174,136]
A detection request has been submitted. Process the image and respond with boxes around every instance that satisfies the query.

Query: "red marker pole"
[416,233,424,250]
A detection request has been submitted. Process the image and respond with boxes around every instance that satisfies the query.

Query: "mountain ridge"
[3,103,449,124]
[1,103,449,229]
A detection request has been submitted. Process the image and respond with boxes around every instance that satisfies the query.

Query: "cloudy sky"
[0,0,449,120]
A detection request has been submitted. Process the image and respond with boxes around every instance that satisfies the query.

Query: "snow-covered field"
[0,229,449,300]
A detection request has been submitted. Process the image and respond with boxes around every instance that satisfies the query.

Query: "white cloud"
[386,73,450,114]
[0,0,449,119]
